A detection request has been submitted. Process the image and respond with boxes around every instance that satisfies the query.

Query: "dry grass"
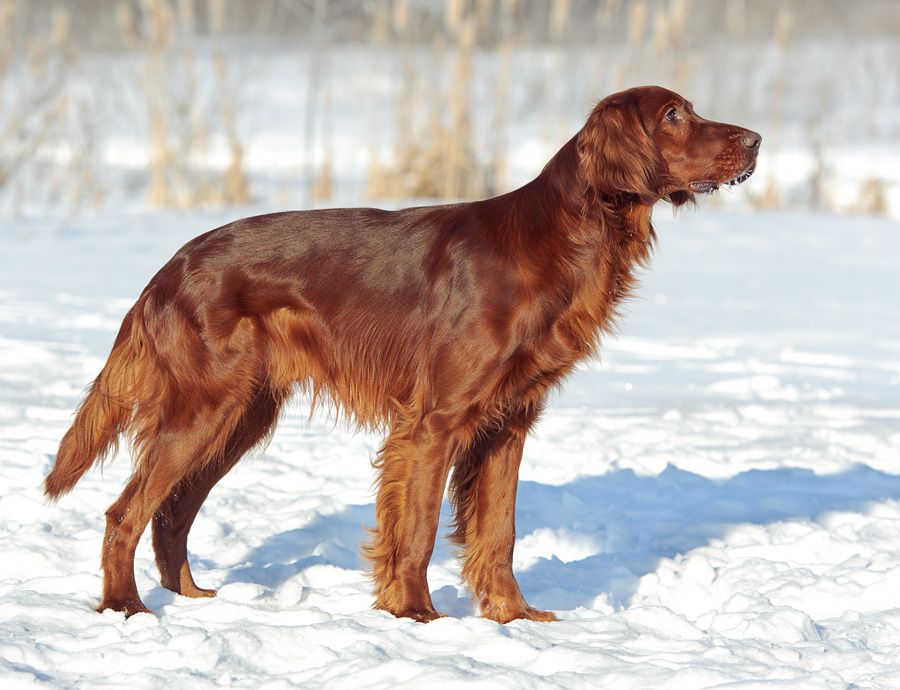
[853,178,889,215]
[119,0,250,208]
[1,0,250,213]
[0,1,897,215]
[365,0,488,202]
[0,1,85,215]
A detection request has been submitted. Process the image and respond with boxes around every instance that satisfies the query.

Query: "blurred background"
[1,0,899,219]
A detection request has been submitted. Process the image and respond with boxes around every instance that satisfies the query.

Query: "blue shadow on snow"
[165,463,900,618]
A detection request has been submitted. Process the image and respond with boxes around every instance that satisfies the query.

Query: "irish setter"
[46,86,760,623]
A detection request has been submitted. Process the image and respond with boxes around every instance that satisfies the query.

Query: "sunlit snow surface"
[1,206,898,689]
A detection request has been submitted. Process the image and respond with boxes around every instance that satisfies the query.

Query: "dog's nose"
[742,130,761,155]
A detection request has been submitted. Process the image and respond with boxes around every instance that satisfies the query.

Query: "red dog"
[46,86,759,623]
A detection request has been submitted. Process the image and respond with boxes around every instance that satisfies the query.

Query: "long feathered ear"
[666,189,696,208]
[577,97,667,205]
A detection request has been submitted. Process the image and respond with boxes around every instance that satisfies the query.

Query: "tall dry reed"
[117,0,250,209]
[1,1,894,217]
[366,0,488,202]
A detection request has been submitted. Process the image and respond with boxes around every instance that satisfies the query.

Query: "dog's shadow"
[512,464,900,614]
[184,464,900,617]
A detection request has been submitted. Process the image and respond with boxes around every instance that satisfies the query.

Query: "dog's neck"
[486,136,659,359]
[532,134,658,260]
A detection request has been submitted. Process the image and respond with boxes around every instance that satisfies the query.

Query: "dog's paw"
[96,598,154,618]
[393,607,448,623]
[480,597,557,624]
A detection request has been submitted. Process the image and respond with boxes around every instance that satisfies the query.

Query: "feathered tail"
[45,306,144,501]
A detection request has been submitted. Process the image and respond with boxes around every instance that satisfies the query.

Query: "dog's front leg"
[363,418,457,622]
[449,407,557,623]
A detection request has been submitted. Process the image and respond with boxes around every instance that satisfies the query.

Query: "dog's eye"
[665,108,679,123]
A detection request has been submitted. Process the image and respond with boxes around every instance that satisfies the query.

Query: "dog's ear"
[666,189,696,208]
[577,96,667,205]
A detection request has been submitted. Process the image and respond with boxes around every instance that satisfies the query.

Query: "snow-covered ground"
[1,198,898,688]
[1,25,899,687]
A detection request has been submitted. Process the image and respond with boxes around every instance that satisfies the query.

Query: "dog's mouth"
[689,165,756,194]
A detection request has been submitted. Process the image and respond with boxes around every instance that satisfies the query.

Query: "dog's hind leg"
[98,436,200,616]
[151,385,286,599]
[98,390,265,616]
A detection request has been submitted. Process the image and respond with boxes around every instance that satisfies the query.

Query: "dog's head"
[578,85,760,207]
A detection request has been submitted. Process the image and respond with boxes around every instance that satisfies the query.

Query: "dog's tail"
[45,305,148,501]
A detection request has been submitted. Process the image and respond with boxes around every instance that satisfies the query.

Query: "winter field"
[2,195,899,689]
[2,4,900,688]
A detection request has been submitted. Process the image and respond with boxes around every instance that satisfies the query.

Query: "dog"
[45,86,760,622]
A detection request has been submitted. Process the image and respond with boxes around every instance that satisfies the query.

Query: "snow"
[1,201,898,689]
[2,33,900,687]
